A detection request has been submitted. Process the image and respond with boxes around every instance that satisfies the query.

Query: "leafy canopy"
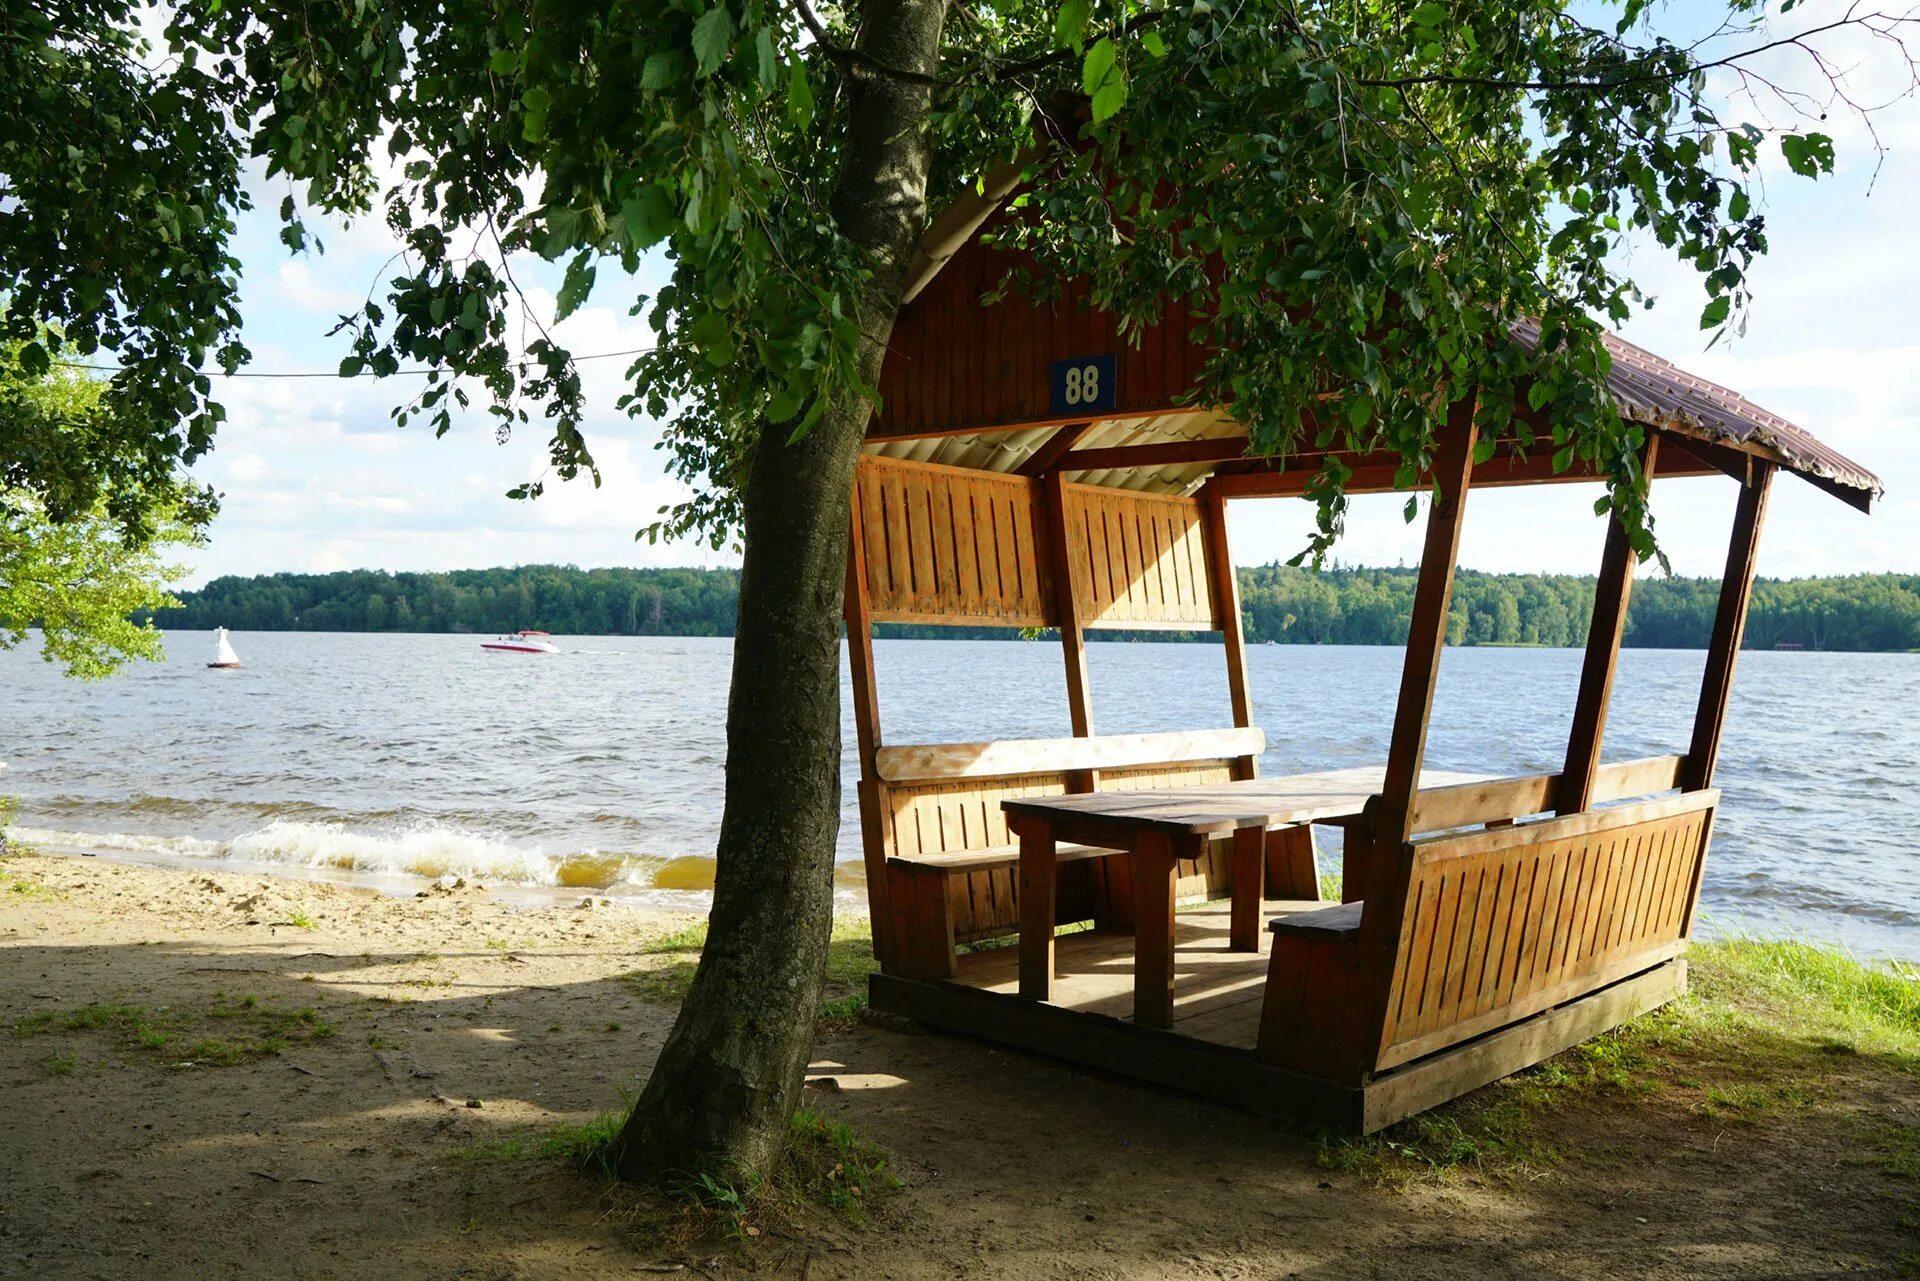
[0,349,198,678]
[9,1,1874,563]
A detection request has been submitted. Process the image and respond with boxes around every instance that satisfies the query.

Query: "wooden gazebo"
[845,186,1883,1132]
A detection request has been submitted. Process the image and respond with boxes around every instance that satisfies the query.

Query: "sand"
[0,847,1912,1280]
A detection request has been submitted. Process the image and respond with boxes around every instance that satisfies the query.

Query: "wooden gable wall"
[872,218,1208,440]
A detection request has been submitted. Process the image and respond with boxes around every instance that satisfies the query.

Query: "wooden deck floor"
[950,898,1324,1049]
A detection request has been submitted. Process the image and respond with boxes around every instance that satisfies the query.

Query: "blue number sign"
[1049,354,1116,415]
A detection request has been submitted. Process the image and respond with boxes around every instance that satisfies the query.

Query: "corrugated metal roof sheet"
[1512,321,1883,503]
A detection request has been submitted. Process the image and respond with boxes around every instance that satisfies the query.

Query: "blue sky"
[177,1,1918,587]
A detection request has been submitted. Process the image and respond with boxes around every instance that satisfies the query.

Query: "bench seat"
[1269,900,1364,939]
[888,841,1116,874]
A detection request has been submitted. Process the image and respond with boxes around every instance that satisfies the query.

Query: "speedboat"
[481,630,560,655]
[208,627,242,669]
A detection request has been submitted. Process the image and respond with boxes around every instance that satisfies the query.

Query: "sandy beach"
[1,846,1913,1280]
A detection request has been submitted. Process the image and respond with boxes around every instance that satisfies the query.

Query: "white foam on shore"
[12,820,661,890]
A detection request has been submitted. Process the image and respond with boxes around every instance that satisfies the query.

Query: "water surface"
[2,632,1914,959]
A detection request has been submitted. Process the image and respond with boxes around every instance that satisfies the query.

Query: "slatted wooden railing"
[852,455,1221,632]
[1374,790,1716,1068]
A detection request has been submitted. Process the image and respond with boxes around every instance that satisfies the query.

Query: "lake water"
[2,632,1915,961]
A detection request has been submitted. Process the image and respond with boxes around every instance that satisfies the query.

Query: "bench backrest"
[1373,788,1718,1070]
[878,727,1264,939]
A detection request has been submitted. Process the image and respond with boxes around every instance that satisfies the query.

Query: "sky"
[171,1,1918,588]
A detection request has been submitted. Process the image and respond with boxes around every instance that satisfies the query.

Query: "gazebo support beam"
[1684,463,1775,791]
[1561,436,1659,814]
[843,498,893,966]
[1041,470,1097,791]
[1344,393,1479,1078]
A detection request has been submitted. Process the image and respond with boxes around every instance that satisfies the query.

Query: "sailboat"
[208,627,242,669]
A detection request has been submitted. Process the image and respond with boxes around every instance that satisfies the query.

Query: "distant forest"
[149,564,1920,651]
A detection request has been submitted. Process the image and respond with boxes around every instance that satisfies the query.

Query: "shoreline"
[1,845,1913,1278]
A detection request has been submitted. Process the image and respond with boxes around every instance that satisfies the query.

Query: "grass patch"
[0,868,57,900]
[622,918,878,1022]
[285,907,316,929]
[10,995,335,1066]
[507,1103,897,1244]
[1320,938,1919,1185]
[42,1051,76,1077]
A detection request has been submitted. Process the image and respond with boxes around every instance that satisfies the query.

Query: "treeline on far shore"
[146,563,1920,652]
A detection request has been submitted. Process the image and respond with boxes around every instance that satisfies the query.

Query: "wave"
[14,820,695,892]
[13,820,875,897]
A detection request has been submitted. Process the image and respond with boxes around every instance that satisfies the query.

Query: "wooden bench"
[875,727,1278,980]
[1256,755,1714,1121]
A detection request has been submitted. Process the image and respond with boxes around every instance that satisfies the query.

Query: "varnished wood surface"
[875,727,1266,783]
[957,899,1326,1048]
[1001,765,1489,836]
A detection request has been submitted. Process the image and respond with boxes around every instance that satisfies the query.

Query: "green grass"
[285,907,316,929]
[0,869,57,900]
[11,995,335,1066]
[1320,938,1919,1184]
[42,1051,76,1077]
[622,918,878,1022]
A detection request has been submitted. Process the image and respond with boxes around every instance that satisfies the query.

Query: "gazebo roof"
[868,178,1883,511]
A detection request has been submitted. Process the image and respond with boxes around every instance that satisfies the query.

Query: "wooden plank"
[1407,754,1686,834]
[1362,960,1687,1131]
[1041,471,1096,783]
[843,495,892,969]
[1264,824,1320,900]
[1016,818,1058,1001]
[1410,790,1720,863]
[1562,436,1657,813]
[877,729,1268,784]
[1134,831,1181,1028]
[1685,464,1774,791]
[1200,481,1254,776]
[867,972,1365,1131]
[1230,826,1264,952]
[1017,421,1098,476]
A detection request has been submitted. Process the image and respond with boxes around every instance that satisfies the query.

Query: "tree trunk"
[612,0,952,1186]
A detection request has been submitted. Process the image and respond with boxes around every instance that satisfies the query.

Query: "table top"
[1000,765,1490,835]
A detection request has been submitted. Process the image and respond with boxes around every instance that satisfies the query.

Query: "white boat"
[208,627,242,669]
[481,630,560,655]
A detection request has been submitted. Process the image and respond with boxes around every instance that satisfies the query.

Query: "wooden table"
[1003,766,1487,1029]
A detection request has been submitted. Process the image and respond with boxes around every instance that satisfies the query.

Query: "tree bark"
[611,0,952,1185]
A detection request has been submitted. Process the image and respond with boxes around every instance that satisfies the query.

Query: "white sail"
[214,628,240,666]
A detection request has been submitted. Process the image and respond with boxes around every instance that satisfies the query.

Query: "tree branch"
[791,0,950,87]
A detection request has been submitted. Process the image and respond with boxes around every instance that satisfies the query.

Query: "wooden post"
[1372,397,1479,852]
[1345,394,1478,1079]
[1041,470,1096,792]
[1683,463,1774,791]
[1560,435,1658,814]
[1230,826,1265,951]
[844,491,894,968]
[1132,831,1185,1028]
[1200,480,1256,780]
[1016,816,1058,1001]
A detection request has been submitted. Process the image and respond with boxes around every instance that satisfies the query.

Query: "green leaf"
[1409,2,1447,30]
[1345,395,1372,430]
[338,355,364,378]
[1403,496,1419,523]
[688,311,734,366]
[641,50,686,90]
[1728,189,1750,221]
[555,252,596,322]
[1472,435,1497,465]
[1054,0,1091,51]
[1699,295,1731,329]
[1778,131,1834,178]
[1082,37,1117,97]
[692,4,735,78]
[622,187,674,250]
[755,26,777,90]
[1141,31,1167,58]
[1551,444,1575,473]
[787,58,814,126]
[488,49,516,75]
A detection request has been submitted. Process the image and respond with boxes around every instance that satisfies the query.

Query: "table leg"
[1230,825,1265,952]
[1132,831,1180,1028]
[1017,820,1057,1001]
